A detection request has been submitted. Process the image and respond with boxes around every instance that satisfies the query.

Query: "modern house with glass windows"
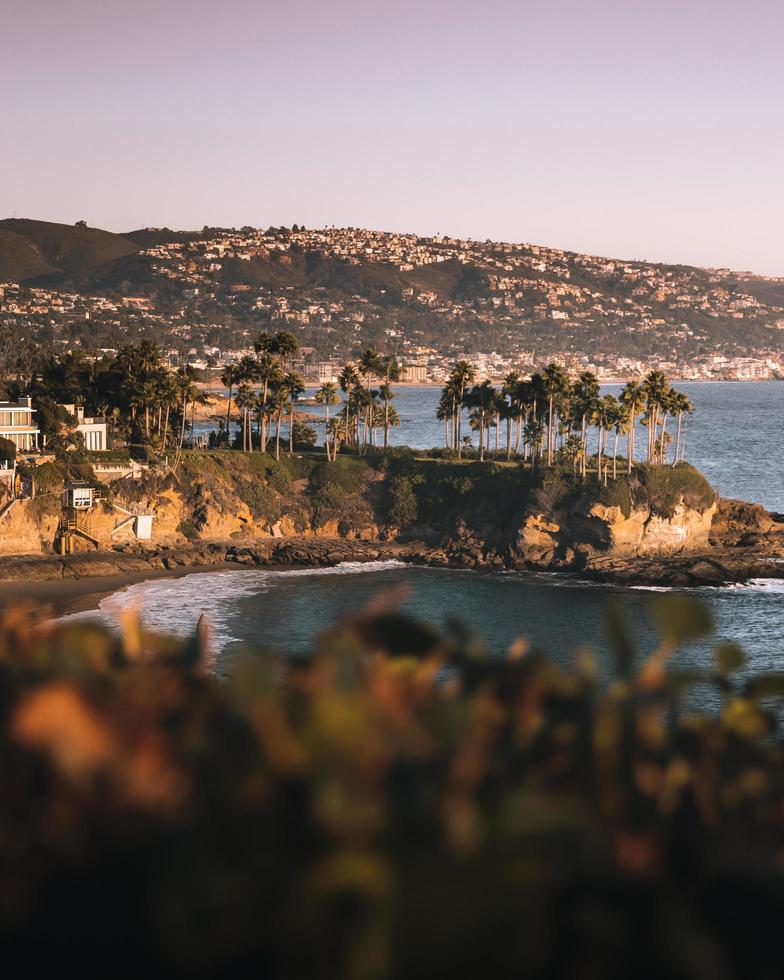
[0,397,40,451]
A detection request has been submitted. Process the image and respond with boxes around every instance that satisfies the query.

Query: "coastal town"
[2,221,784,382]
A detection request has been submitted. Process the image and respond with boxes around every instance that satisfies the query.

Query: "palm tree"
[466,381,496,461]
[673,391,694,462]
[379,355,401,450]
[449,360,476,456]
[255,353,283,453]
[619,381,643,473]
[436,390,453,449]
[172,367,199,464]
[325,416,348,461]
[641,370,669,464]
[541,362,570,466]
[235,384,255,452]
[572,371,600,478]
[315,382,340,455]
[594,394,620,483]
[338,364,359,443]
[501,371,521,459]
[281,372,305,455]
[221,364,238,447]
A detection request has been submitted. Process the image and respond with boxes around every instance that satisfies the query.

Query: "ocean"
[75,381,784,683]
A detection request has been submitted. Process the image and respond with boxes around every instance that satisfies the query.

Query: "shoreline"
[4,535,784,623]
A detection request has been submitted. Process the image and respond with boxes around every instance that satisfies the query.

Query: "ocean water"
[71,563,784,706]
[77,381,784,681]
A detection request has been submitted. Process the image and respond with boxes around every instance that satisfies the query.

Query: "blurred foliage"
[1,594,784,978]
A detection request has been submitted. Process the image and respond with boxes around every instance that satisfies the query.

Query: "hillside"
[0,218,138,285]
[1,218,783,373]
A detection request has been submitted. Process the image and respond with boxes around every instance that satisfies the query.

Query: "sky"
[2,0,783,274]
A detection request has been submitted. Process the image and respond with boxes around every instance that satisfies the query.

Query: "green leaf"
[714,642,746,675]
[743,673,784,700]
[649,595,714,644]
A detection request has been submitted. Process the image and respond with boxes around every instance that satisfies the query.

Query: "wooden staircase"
[58,512,100,553]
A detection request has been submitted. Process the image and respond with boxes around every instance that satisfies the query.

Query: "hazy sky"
[3,0,783,274]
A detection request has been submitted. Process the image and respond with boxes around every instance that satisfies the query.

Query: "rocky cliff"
[1,452,781,588]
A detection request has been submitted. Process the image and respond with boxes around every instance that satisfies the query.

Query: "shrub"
[309,456,369,494]
[637,461,716,517]
[0,436,16,464]
[388,474,418,527]
[31,461,66,493]
[236,480,282,523]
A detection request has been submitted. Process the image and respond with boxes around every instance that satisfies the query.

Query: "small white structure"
[0,397,40,451]
[134,514,154,540]
[62,481,98,510]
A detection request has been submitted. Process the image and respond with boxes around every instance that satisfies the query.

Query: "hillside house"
[60,404,108,451]
[0,397,40,451]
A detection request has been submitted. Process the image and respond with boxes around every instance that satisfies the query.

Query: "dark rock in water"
[687,560,728,584]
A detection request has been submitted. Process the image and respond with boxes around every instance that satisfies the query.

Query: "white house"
[0,397,40,451]
[61,404,108,451]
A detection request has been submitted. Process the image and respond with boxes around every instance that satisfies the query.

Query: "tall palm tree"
[255,353,283,453]
[641,370,669,464]
[315,382,339,455]
[619,381,643,473]
[466,381,496,461]
[541,362,570,466]
[338,364,359,443]
[280,372,305,455]
[501,371,521,459]
[221,364,238,447]
[235,384,256,452]
[673,391,694,462]
[572,371,600,478]
[449,360,476,456]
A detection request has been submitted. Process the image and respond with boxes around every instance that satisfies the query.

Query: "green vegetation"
[0,436,16,463]
[2,597,784,976]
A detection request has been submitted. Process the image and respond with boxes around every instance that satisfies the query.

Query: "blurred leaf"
[649,595,714,644]
[743,673,784,700]
[722,698,772,739]
[714,642,746,675]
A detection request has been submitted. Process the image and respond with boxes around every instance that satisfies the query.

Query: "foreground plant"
[1,595,783,978]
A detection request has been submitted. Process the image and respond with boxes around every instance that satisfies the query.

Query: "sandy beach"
[0,562,239,620]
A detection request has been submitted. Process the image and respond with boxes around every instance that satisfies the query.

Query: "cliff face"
[561,499,717,556]
[0,498,61,557]
[0,454,736,575]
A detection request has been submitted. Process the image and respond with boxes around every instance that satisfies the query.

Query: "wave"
[58,560,410,647]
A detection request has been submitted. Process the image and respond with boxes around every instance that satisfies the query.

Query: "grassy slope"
[0,218,138,284]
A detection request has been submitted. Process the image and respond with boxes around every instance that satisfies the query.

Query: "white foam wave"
[57,560,409,647]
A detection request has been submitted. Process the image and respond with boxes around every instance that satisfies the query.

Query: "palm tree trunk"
[659,413,668,464]
[547,397,554,466]
[275,409,283,460]
[613,431,619,479]
[675,412,683,462]
[225,385,233,448]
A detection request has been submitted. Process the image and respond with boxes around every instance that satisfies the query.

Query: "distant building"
[400,364,428,383]
[0,397,40,451]
[60,404,108,451]
[314,361,342,383]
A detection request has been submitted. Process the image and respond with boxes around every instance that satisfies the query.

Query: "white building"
[0,397,40,451]
[61,404,108,451]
